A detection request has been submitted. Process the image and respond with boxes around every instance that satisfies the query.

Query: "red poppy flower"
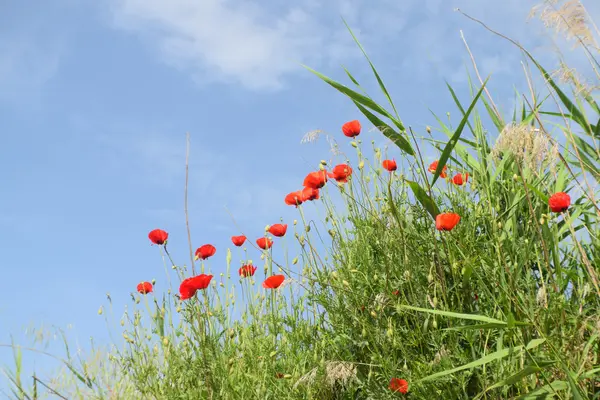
[148,229,168,245]
[327,164,353,183]
[262,274,285,289]
[382,159,397,172]
[285,191,304,206]
[137,281,153,294]
[428,160,447,178]
[275,372,285,379]
[195,244,216,260]
[231,235,246,247]
[548,192,571,213]
[342,120,361,138]
[179,274,213,300]
[435,213,460,231]
[452,173,469,186]
[303,171,328,189]
[389,378,409,394]
[257,237,273,250]
[239,264,257,278]
[392,290,400,296]
[268,224,287,237]
[301,187,320,201]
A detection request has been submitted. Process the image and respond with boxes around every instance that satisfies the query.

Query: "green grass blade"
[516,380,568,399]
[400,305,506,324]
[480,360,557,397]
[404,181,440,220]
[431,77,488,186]
[342,19,403,126]
[353,101,414,155]
[303,65,392,119]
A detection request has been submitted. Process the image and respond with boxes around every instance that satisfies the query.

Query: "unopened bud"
[292,257,298,265]
[358,160,365,170]
[98,307,103,315]
[350,141,358,148]
[426,126,431,133]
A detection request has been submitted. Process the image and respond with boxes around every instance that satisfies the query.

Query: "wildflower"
[548,192,571,213]
[148,229,168,245]
[231,235,246,247]
[435,213,460,231]
[428,160,447,178]
[263,274,285,289]
[285,191,304,206]
[382,159,397,172]
[342,120,361,138]
[136,281,153,294]
[389,378,409,394]
[195,244,216,260]
[303,171,328,189]
[392,290,400,296]
[275,372,285,379]
[452,173,469,186]
[239,264,257,278]
[327,164,353,183]
[179,274,213,300]
[268,224,288,237]
[301,187,320,201]
[257,237,273,250]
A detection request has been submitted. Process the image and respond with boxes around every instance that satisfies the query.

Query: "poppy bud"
[305,225,311,232]
[432,319,438,329]
[497,222,502,229]
[426,126,431,133]
[293,219,297,225]
[151,279,156,285]
[427,273,434,283]
[351,141,358,148]
[342,280,350,287]
[513,174,519,181]
[176,307,181,313]
[320,160,327,166]
[172,265,176,270]
[539,217,545,225]
[292,257,298,265]
[98,307,103,315]
[370,310,377,318]
[358,161,364,170]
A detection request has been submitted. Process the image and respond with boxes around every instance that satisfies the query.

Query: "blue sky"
[1,0,598,393]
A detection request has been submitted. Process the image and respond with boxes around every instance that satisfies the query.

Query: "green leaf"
[516,380,568,399]
[343,19,403,128]
[405,180,440,219]
[416,338,545,384]
[353,101,414,155]
[399,305,505,325]
[303,65,392,120]
[479,360,557,397]
[444,323,508,331]
[432,77,488,186]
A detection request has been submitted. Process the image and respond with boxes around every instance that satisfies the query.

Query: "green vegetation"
[4,5,600,399]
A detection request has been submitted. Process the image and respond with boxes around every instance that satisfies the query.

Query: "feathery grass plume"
[491,123,558,172]
[293,361,358,390]
[530,0,597,48]
[553,60,599,96]
[301,129,342,156]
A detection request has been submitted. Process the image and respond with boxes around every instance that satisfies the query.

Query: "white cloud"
[107,0,555,92]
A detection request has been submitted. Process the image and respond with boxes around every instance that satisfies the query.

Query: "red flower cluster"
[436,213,460,231]
[137,281,153,294]
[179,274,213,300]
[342,120,361,138]
[327,164,353,183]
[382,159,397,172]
[231,235,246,246]
[452,173,469,186]
[428,160,447,178]
[263,275,285,289]
[549,192,570,213]
[268,224,287,237]
[239,264,257,278]
[148,229,168,245]
[257,237,273,250]
[389,378,409,394]
[195,244,216,260]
